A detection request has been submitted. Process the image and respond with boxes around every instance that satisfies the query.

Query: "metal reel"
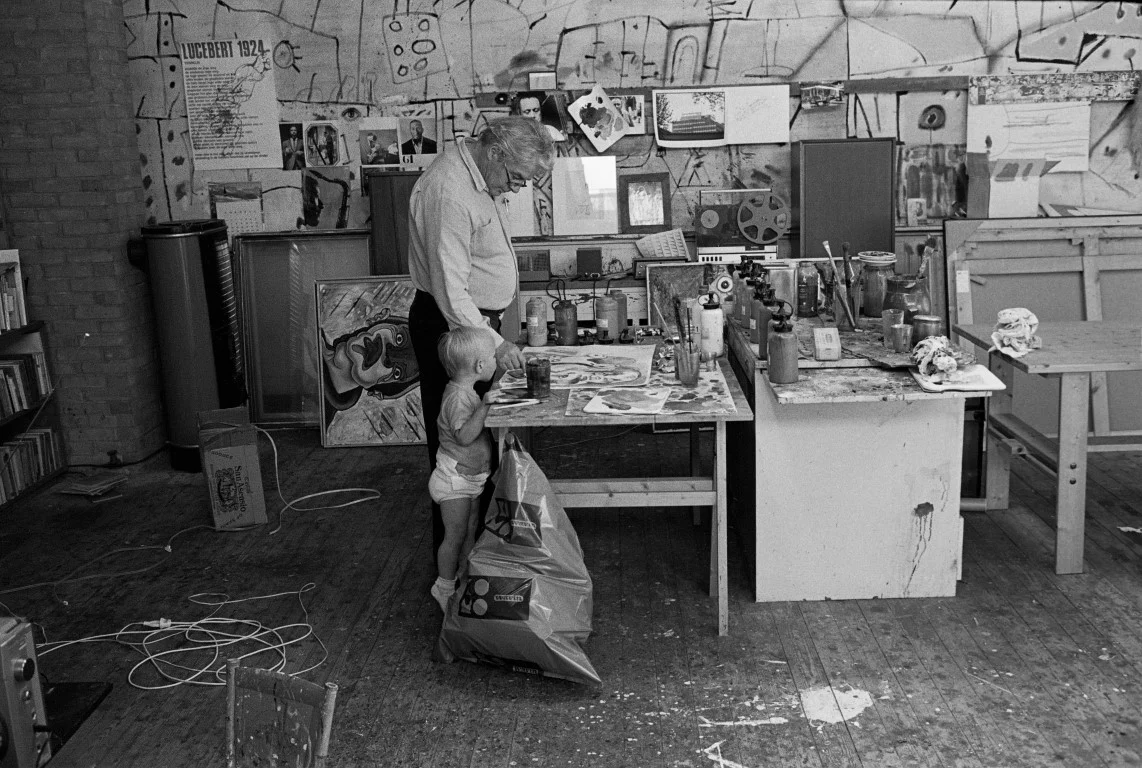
[736,192,790,245]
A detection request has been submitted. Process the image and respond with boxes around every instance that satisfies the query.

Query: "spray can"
[594,293,620,342]
[553,300,578,346]
[699,292,724,365]
[525,296,547,347]
[608,289,628,335]
[767,300,799,384]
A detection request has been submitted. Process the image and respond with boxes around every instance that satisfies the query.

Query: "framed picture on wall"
[315,276,425,447]
[618,173,671,234]
[551,156,619,236]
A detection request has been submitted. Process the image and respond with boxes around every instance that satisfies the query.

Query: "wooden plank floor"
[3,428,1142,767]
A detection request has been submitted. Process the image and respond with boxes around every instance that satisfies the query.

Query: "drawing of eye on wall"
[316,276,424,447]
[569,85,627,152]
[303,121,341,167]
[552,156,618,236]
[618,173,671,235]
[511,90,569,142]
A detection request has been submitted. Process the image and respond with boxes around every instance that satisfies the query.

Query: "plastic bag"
[434,434,599,685]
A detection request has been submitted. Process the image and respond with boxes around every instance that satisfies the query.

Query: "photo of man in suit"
[280,124,305,169]
[400,119,438,155]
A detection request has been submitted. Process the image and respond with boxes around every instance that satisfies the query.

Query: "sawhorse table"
[485,357,752,636]
[954,321,1142,574]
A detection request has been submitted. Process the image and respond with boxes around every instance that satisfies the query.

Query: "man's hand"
[495,339,525,372]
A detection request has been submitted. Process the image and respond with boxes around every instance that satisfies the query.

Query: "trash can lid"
[141,219,227,237]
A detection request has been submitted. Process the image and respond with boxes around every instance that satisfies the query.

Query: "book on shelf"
[0,250,27,332]
[0,427,62,505]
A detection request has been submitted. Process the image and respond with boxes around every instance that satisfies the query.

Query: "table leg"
[690,425,701,526]
[985,354,1016,510]
[1055,373,1090,575]
[713,420,728,636]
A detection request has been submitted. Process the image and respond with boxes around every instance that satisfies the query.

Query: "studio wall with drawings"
[127,1,1142,238]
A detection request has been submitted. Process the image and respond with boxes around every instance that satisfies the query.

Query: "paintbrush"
[841,241,857,317]
[673,296,687,341]
[686,307,694,353]
[822,241,858,330]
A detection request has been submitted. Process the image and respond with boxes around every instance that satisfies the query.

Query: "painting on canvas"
[315,276,424,447]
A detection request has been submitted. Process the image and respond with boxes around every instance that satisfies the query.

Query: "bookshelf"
[0,251,65,507]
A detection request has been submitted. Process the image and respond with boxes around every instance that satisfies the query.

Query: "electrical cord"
[67,443,166,470]
[37,583,326,689]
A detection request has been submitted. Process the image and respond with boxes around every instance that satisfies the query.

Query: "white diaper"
[428,453,489,503]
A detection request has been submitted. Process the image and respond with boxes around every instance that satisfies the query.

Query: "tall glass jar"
[858,252,897,317]
[883,275,930,323]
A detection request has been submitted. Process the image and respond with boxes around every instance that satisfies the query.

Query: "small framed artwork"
[618,173,671,235]
[315,276,425,447]
[552,156,619,236]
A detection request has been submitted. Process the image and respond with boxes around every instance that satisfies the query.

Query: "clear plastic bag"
[434,434,599,685]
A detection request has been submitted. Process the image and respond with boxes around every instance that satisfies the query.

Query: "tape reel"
[736,192,790,245]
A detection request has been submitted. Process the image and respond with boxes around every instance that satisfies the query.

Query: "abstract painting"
[582,387,671,415]
[315,276,424,447]
[646,263,726,336]
[499,345,655,390]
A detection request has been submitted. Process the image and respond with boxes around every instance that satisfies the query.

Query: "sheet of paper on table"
[564,367,737,416]
[500,344,657,389]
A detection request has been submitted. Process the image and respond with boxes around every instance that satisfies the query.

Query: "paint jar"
[881,309,905,348]
[553,300,578,346]
[888,323,913,354]
[675,347,700,387]
[796,261,819,317]
[883,275,929,323]
[911,314,944,346]
[608,289,628,335]
[525,296,547,347]
[859,252,897,317]
[526,356,551,398]
[594,293,620,343]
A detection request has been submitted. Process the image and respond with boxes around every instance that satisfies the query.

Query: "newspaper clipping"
[181,39,282,171]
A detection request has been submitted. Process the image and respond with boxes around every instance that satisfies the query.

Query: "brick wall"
[0,0,165,465]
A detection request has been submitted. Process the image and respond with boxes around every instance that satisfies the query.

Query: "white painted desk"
[486,357,752,636]
[954,321,1142,575]
[727,323,990,602]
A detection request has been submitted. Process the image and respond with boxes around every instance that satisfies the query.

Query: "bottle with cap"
[525,296,547,347]
[767,300,799,384]
[758,286,781,360]
[749,281,767,347]
[699,292,724,366]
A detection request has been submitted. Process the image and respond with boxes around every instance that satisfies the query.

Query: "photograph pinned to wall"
[653,85,789,147]
[303,121,342,167]
[528,71,557,90]
[512,91,569,142]
[654,89,725,147]
[498,345,656,390]
[300,167,353,230]
[397,115,439,164]
[618,173,671,234]
[279,123,306,169]
[358,117,402,167]
[551,156,618,236]
[208,181,264,237]
[646,262,725,336]
[611,94,646,133]
[967,101,1091,172]
[569,85,627,152]
[315,276,423,447]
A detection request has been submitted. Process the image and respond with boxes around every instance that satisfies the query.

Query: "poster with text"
[181,39,281,171]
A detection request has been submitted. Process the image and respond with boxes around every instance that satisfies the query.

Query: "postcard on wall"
[300,167,353,229]
[397,115,439,168]
[611,94,646,134]
[724,85,789,144]
[358,116,402,168]
[569,85,627,152]
[966,101,1090,173]
[181,39,281,171]
[653,86,788,148]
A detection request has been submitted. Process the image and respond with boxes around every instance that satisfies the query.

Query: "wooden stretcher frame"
[945,215,1142,451]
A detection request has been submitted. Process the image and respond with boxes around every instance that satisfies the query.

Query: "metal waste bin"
[141,219,246,471]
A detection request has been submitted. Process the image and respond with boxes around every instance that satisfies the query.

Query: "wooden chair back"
[225,658,338,768]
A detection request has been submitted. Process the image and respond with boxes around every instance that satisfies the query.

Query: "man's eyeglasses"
[501,159,531,190]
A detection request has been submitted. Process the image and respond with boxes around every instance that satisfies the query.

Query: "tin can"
[525,296,547,347]
[911,314,944,346]
[553,300,578,346]
[526,356,551,398]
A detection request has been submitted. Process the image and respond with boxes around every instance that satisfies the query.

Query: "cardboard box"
[198,407,266,530]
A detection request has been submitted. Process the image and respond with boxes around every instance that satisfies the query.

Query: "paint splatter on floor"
[798,685,874,724]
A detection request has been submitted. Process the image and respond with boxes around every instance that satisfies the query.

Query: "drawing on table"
[582,386,671,415]
[501,345,655,389]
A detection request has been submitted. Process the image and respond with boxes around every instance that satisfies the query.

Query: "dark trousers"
[410,290,501,561]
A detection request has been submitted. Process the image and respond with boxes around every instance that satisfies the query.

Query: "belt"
[415,290,505,322]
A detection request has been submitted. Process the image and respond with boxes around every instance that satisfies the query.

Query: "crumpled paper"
[989,307,1042,358]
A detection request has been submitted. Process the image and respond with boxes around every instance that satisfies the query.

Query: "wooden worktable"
[954,320,1142,574]
[486,356,753,636]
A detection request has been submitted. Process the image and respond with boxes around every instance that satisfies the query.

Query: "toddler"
[428,325,497,612]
